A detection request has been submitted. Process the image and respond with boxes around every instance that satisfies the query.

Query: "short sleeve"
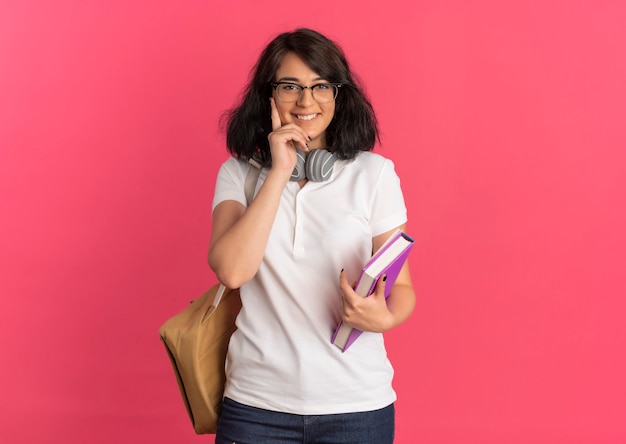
[211,157,249,212]
[368,158,408,236]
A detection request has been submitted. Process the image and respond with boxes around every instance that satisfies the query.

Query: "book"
[331,230,414,352]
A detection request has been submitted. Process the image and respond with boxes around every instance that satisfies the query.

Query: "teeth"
[297,114,317,121]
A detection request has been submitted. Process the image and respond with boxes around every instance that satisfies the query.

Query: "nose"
[297,86,315,106]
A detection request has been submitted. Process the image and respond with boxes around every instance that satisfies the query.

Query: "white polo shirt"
[212,151,408,415]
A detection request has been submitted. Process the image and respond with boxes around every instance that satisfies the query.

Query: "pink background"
[1,1,625,443]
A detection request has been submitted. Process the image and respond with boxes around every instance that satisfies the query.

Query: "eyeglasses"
[271,82,342,104]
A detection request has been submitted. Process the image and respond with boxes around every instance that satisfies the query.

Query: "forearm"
[209,168,289,288]
[382,283,416,331]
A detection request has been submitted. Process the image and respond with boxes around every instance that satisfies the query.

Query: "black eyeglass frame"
[270,81,343,103]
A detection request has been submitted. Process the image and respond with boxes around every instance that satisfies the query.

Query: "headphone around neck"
[290,148,338,182]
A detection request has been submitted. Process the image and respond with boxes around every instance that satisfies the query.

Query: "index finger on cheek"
[270,98,282,131]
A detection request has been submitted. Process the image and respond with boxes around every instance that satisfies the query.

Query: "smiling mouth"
[296,114,318,121]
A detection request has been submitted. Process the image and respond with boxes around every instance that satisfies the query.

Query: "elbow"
[214,271,247,290]
[209,245,257,289]
[208,258,251,290]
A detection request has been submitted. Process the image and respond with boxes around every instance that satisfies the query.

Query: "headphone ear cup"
[305,149,337,182]
[290,148,307,181]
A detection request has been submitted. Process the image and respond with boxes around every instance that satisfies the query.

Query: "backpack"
[159,159,261,434]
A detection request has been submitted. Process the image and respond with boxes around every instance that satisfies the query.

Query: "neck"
[308,135,326,150]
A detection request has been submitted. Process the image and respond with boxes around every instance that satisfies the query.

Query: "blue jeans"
[215,397,395,444]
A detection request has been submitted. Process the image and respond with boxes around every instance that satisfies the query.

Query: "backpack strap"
[244,157,262,206]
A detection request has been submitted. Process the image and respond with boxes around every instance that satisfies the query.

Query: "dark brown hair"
[222,28,379,165]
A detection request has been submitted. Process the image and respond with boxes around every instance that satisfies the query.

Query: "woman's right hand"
[209,98,311,288]
[267,97,310,178]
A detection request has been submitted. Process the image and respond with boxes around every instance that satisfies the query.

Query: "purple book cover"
[331,232,414,352]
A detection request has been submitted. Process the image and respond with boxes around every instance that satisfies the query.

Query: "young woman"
[208,28,415,444]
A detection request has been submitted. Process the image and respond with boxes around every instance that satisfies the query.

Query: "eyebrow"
[276,76,326,83]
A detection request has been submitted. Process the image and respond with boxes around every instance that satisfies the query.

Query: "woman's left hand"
[339,270,394,333]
